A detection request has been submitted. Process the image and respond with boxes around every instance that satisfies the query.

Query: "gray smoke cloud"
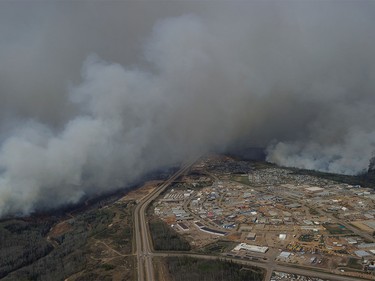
[0,1,375,216]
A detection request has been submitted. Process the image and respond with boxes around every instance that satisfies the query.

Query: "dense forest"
[0,218,57,279]
[166,257,264,281]
[149,219,191,251]
[0,201,135,281]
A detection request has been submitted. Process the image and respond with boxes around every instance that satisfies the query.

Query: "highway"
[134,160,196,281]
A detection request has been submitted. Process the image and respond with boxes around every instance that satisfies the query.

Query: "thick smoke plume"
[0,1,375,216]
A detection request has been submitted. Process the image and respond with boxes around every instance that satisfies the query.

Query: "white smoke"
[267,101,375,175]
[0,2,375,216]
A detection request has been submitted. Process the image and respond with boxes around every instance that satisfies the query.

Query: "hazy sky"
[0,1,375,216]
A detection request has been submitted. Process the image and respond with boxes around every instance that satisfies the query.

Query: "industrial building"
[233,243,268,253]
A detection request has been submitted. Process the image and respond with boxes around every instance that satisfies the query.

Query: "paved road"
[134,160,196,281]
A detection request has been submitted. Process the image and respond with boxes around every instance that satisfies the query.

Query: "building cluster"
[151,155,375,278]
